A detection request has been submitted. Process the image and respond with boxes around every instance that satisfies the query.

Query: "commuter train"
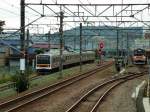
[36,49,95,73]
[132,48,147,64]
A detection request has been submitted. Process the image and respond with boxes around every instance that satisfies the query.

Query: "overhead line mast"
[59,11,64,78]
[20,0,25,74]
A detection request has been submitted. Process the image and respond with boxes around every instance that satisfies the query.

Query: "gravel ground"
[98,76,148,112]
[5,64,147,112]
[96,65,148,112]
[0,63,97,102]
[70,81,118,112]
[13,65,116,112]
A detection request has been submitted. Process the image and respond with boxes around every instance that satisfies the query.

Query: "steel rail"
[0,75,43,91]
[0,61,113,112]
[0,63,96,91]
[66,72,145,112]
[90,74,145,112]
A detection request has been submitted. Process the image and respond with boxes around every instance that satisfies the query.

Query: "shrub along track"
[0,75,43,92]
[0,61,113,112]
[0,62,98,92]
[65,71,147,112]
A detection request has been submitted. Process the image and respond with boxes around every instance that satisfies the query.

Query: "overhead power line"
[2,0,38,16]
[0,7,19,16]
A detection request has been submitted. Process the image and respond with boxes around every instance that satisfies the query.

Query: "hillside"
[50,26,143,50]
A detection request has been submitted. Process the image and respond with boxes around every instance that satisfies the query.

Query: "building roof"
[0,39,33,46]
[32,43,61,49]
[0,39,20,45]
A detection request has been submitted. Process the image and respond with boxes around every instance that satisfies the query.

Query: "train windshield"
[37,55,50,64]
[134,49,145,56]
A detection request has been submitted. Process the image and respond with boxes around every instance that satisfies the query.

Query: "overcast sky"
[1,0,150,33]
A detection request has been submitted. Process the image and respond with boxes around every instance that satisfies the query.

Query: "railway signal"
[98,49,102,55]
[98,41,104,64]
[99,41,104,49]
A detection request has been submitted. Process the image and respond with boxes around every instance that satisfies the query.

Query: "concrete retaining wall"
[136,82,146,112]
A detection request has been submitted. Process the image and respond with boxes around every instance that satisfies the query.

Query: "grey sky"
[1,0,150,33]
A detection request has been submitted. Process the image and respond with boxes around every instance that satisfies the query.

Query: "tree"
[0,20,5,33]
[34,48,44,54]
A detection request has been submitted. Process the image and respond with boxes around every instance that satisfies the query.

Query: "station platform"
[131,80,149,112]
[143,98,150,112]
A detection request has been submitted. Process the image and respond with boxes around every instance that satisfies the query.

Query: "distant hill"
[2,26,143,50]
[49,26,143,50]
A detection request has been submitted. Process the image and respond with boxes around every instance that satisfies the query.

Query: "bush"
[34,48,44,54]
[12,71,29,93]
[0,73,12,84]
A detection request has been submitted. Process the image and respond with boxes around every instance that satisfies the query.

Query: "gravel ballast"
[14,65,116,112]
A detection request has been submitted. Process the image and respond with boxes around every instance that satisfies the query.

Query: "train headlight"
[142,56,146,59]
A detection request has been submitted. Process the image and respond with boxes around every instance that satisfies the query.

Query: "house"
[0,39,33,66]
[29,43,62,54]
[0,40,64,67]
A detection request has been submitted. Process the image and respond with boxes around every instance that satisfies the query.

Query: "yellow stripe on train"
[37,64,50,67]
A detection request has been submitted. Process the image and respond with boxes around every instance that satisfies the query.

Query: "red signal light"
[99,42,104,49]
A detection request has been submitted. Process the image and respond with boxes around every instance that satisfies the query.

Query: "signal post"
[98,41,104,64]
[144,32,150,102]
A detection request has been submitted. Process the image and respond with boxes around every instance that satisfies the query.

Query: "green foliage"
[34,48,44,54]
[95,49,100,59]
[26,66,34,75]
[0,73,12,84]
[95,49,98,58]
[0,20,5,33]
[12,71,29,93]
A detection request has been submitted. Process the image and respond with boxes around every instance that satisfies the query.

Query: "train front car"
[35,50,95,74]
[36,54,51,73]
[132,48,147,65]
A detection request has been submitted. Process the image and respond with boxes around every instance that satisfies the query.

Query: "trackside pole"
[59,11,64,78]
[80,23,82,72]
[148,59,150,103]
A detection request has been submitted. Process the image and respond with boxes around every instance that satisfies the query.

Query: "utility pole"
[26,29,29,74]
[92,39,94,50]
[15,0,29,93]
[59,11,64,78]
[20,0,25,74]
[117,29,119,57]
[121,33,124,57]
[86,39,88,50]
[80,23,82,71]
[115,29,121,72]
[48,31,51,50]
[74,37,76,51]
[84,39,86,50]
[149,36,150,49]
[127,33,129,64]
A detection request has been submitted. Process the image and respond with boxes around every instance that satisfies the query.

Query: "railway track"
[0,62,101,92]
[0,82,15,91]
[0,75,43,91]
[66,72,146,112]
[0,61,113,112]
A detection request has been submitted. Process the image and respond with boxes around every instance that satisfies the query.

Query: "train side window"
[65,56,67,60]
[53,57,59,62]
[53,57,56,62]
[56,57,59,62]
